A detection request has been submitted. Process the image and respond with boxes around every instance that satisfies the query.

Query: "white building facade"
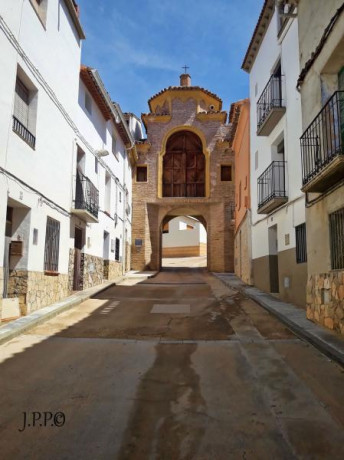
[162,216,207,258]
[0,1,140,319]
[242,0,307,307]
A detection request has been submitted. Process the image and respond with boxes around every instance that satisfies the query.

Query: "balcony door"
[162,131,205,197]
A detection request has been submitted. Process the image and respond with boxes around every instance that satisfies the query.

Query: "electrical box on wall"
[10,241,23,256]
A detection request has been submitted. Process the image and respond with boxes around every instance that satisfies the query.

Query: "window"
[255,151,259,170]
[95,157,98,174]
[112,134,118,159]
[104,173,111,213]
[329,208,344,269]
[295,223,307,264]
[115,238,120,261]
[221,165,232,181]
[85,92,92,114]
[136,166,147,182]
[13,76,36,148]
[30,0,48,26]
[119,191,122,203]
[44,217,60,272]
[238,181,242,209]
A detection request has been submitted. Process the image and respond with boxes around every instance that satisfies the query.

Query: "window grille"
[329,207,344,270]
[44,217,60,272]
[115,238,120,261]
[295,223,307,264]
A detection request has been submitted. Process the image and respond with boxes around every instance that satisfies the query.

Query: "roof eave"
[64,0,86,40]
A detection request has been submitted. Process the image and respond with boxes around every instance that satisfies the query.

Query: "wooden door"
[163,131,205,197]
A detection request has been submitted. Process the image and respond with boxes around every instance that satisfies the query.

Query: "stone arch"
[158,126,210,198]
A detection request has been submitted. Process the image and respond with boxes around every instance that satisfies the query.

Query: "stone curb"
[214,273,344,367]
[0,278,123,346]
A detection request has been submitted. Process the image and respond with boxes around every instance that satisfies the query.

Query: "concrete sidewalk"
[214,273,344,367]
[0,271,157,346]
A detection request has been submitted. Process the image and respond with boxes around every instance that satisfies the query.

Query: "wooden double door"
[163,131,205,197]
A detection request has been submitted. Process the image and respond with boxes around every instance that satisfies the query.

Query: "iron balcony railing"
[257,161,287,209]
[300,91,344,186]
[74,172,99,219]
[257,75,284,130]
[12,116,36,149]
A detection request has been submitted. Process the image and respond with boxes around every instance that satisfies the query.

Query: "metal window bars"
[44,217,60,272]
[12,116,36,149]
[300,91,344,186]
[257,161,287,209]
[329,207,344,270]
[75,172,99,219]
[257,75,284,130]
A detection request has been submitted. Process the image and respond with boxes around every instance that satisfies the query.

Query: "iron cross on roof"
[182,65,189,74]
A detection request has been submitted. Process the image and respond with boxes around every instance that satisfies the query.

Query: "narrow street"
[1,268,344,459]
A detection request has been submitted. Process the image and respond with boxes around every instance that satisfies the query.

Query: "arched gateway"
[131,74,235,272]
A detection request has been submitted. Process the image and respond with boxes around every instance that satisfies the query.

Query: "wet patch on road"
[118,343,206,460]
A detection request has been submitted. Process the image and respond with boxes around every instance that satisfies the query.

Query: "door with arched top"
[162,131,205,197]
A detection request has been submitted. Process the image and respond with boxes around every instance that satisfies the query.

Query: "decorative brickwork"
[306,271,344,334]
[132,82,235,272]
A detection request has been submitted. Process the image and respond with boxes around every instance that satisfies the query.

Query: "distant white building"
[162,216,207,258]
[242,0,307,307]
[0,1,141,320]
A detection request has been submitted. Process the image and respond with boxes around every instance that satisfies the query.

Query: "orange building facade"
[231,99,252,284]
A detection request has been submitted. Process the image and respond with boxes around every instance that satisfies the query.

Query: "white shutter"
[14,78,29,128]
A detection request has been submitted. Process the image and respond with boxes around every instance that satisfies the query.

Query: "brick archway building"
[132,74,235,272]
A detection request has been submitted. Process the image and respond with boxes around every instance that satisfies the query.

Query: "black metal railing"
[257,161,287,209]
[12,116,36,149]
[74,172,99,219]
[257,75,284,130]
[300,91,344,186]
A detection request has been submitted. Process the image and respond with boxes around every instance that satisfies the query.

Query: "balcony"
[12,116,36,149]
[257,161,288,214]
[71,173,99,223]
[257,75,286,136]
[300,91,344,193]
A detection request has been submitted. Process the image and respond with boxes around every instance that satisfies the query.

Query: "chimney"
[180,74,191,87]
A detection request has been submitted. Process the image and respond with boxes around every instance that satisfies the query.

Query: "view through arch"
[161,215,207,268]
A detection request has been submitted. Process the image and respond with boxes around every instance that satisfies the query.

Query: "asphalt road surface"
[1,268,344,459]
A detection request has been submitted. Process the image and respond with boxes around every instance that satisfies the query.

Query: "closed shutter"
[14,78,29,128]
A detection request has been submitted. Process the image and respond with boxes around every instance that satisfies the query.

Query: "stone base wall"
[81,253,104,289]
[7,269,28,315]
[104,260,123,280]
[6,269,69,314]
[306,271,344,334]
[68,248,75,292]
[26,272,69,314]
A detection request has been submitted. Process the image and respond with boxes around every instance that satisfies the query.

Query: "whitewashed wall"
[163,216,206,248]
[0,0,82,275]
[249,10,305,261]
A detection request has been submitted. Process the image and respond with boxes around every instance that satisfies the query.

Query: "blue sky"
[79,0,262,118]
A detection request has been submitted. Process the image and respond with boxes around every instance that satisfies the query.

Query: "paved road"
[1,268,344,459]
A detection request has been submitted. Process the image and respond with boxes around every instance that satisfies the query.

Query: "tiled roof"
[80,66,132,146]
[148,85,222,111]
[242,0,275,73]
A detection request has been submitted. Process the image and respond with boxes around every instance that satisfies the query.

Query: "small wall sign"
[10,241,23,256]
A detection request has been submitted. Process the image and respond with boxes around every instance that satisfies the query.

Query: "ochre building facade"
[132,74,235,272]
